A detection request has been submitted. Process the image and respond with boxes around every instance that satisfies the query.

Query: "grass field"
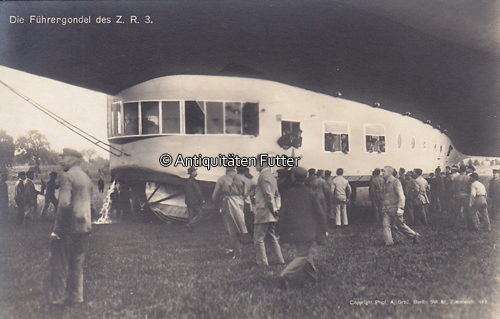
[1,205,499,319]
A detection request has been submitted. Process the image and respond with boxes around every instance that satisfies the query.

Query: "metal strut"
[0,79,129,157]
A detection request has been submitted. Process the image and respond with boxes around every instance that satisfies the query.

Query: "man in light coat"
[332,168,351,226]
[50,148,93,305]
[469,173,490,232]
[381,166,420,246]
[212,167,248,258]
[413,168,430,225]
[254,158,284,266]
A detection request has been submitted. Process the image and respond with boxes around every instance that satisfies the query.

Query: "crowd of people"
[185,160,499,288]
[1,152,499,303]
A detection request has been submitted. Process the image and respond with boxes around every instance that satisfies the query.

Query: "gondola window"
[278,121,302,149]
[141,101,159,135]
[324,122,349,153]
[123,102,139,136]
[225,102,242,134]
[242,103,259,136]
[365,124,386,153]
[185,101,205,134]
[206,102,224,134]
[161,101,181,134]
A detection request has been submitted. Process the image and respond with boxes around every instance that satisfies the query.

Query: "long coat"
[277,183,327,244]
[53,165,93,235]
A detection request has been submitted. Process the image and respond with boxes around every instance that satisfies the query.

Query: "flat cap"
[60,148,83,159]
[493,169,500,173]
[187,167,197,174]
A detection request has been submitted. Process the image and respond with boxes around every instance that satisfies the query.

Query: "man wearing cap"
[50,148,92,305]
[253,159,284,266]
[488,169,500,221]
[277,167,327,286]
[469,173,490,232]
[40,172,59,220]
[380,166,420,246]
[15,172,26,226]
[185,167,204,231]
[212,167,248,259]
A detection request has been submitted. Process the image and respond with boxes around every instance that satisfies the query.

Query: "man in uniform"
[380,166,420,246]
[253,159,284,266]
[50,148,93,305]
[40,172,59,220]
[488,169,500,221]
[15,172,26,226]
[185,167,204,231]
[212,167,248,259]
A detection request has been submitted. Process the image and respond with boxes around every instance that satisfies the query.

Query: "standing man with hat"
[185,166,204,231]
[40,172,59,220]
[488,169,500,221]
[50,148,92,305]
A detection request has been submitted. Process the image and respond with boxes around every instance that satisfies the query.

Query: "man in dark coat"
[97,177,105,193]
[451,165,472,229]
[50,148,93,305]
[0,173,8,221]
[185,167,204,231]
[41,172,59,220]
[488,169,500,221]
[15,172,26,226]
[369,168,384,223]
[277,167,327,286]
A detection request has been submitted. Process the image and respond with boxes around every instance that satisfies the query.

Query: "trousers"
[279,240,317,280]
[50,233,90,304]
[253,222,284,266]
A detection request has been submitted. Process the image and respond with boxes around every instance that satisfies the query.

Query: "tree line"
[0,129,108,169]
